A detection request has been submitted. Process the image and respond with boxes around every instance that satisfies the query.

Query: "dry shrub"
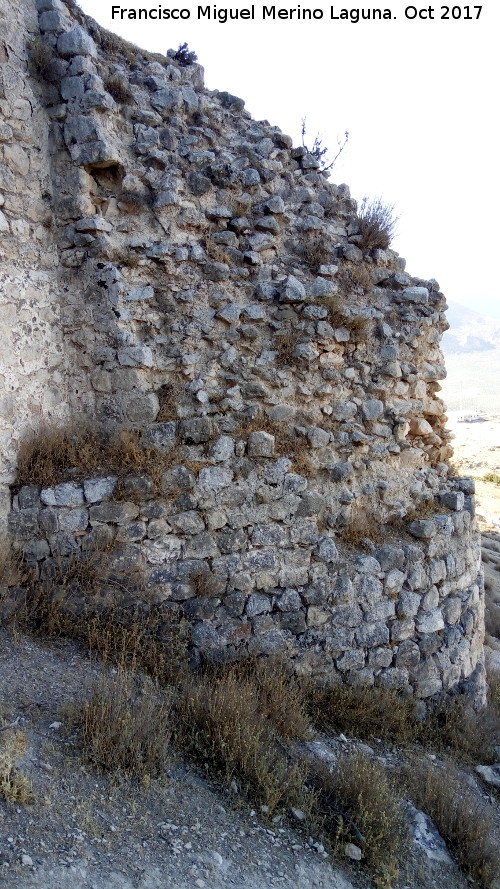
[346,315,371,342]
[403,757,500,887]
[338,262,374,294]
[16,424,104,487]
[301,232,332,270]
[357,197,398,252]
[78,671,171,778]
[157,377,185,422]
[338,503,385,547]
[421,695,500,764]
[310,684,417,747]
[173,665,310,814]
[16,424,180,494]
[90,24,142,66]
[233,656,311,742]
[104,73,134,104]
[204,238,233,265]
[0,730,31,803]
[483,472,500,486]
[311,753,407,882]
[191,569,224,598]
[11,549,187,684]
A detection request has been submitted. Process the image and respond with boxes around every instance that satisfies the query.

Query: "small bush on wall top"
[357,197,398,251]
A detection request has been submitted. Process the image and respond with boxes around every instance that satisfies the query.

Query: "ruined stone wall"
[1,0,486,700]
[0,0,74,524]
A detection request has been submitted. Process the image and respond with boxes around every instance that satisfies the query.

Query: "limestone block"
[407,519,436,539]
[126,394,160,424]
[307,426,330,448]
[39,10,67,31]
[363,599,395,623]
[18,486,41,509]
[416,609,444,633]
[385,569,406,594]
[246,593,272,617]
[400,286,429,304]
[311,276,337,298]
[183,532,219,559]
[359,574,384,605]
[247,431,274,458]
[296,492,324,517]
[89,502,140,524]
[168,511,205,534]
[397,591,421,619]
[57,27,97,58]
[57,507,88,532]
[198,466,233,491]
[117,346,153,368]
[355,622,390,647]
[330,604,363,628]
[41,483,84,507]
[210,436,235,462]
[279,275,306,303]
[439,490,465,511]
[316,537,338,563]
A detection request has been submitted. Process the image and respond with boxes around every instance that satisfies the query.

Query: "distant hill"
[443,301,500,354]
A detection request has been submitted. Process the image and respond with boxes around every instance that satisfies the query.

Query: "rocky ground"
[1,624,497,889]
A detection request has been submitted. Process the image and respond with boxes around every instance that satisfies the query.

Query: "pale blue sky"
[77,1,499,318]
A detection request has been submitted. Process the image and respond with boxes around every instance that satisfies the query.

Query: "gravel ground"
[0,628,486,889]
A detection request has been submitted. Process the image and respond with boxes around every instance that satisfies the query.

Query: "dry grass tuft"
[0,730,32,803]
[15,423,181,494]
[338,262,374,294]
[311,753,407,882]
[191,569,224,598]
[403,757,500,887]
[310,684,418,746]
[78,671,171,778]
[157,377,185,422]
[238,417,313,475]
[338,503,385,547]
[104,73,134,104]
[0,544,24,589]
[204,238,234,265]
[301,233,332,270]
[16,424,104,487]
[275,331,301,366]
[357,197,398,252]
[231,656,311,742]
[422,695,500,764]
[173,667,310,815]
[11,551,188,685]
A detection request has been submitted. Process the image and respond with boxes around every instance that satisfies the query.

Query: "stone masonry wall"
[1,0,487,700]
[0,0,74,525]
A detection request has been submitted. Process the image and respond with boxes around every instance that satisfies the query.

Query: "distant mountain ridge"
[442,301,500,354]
